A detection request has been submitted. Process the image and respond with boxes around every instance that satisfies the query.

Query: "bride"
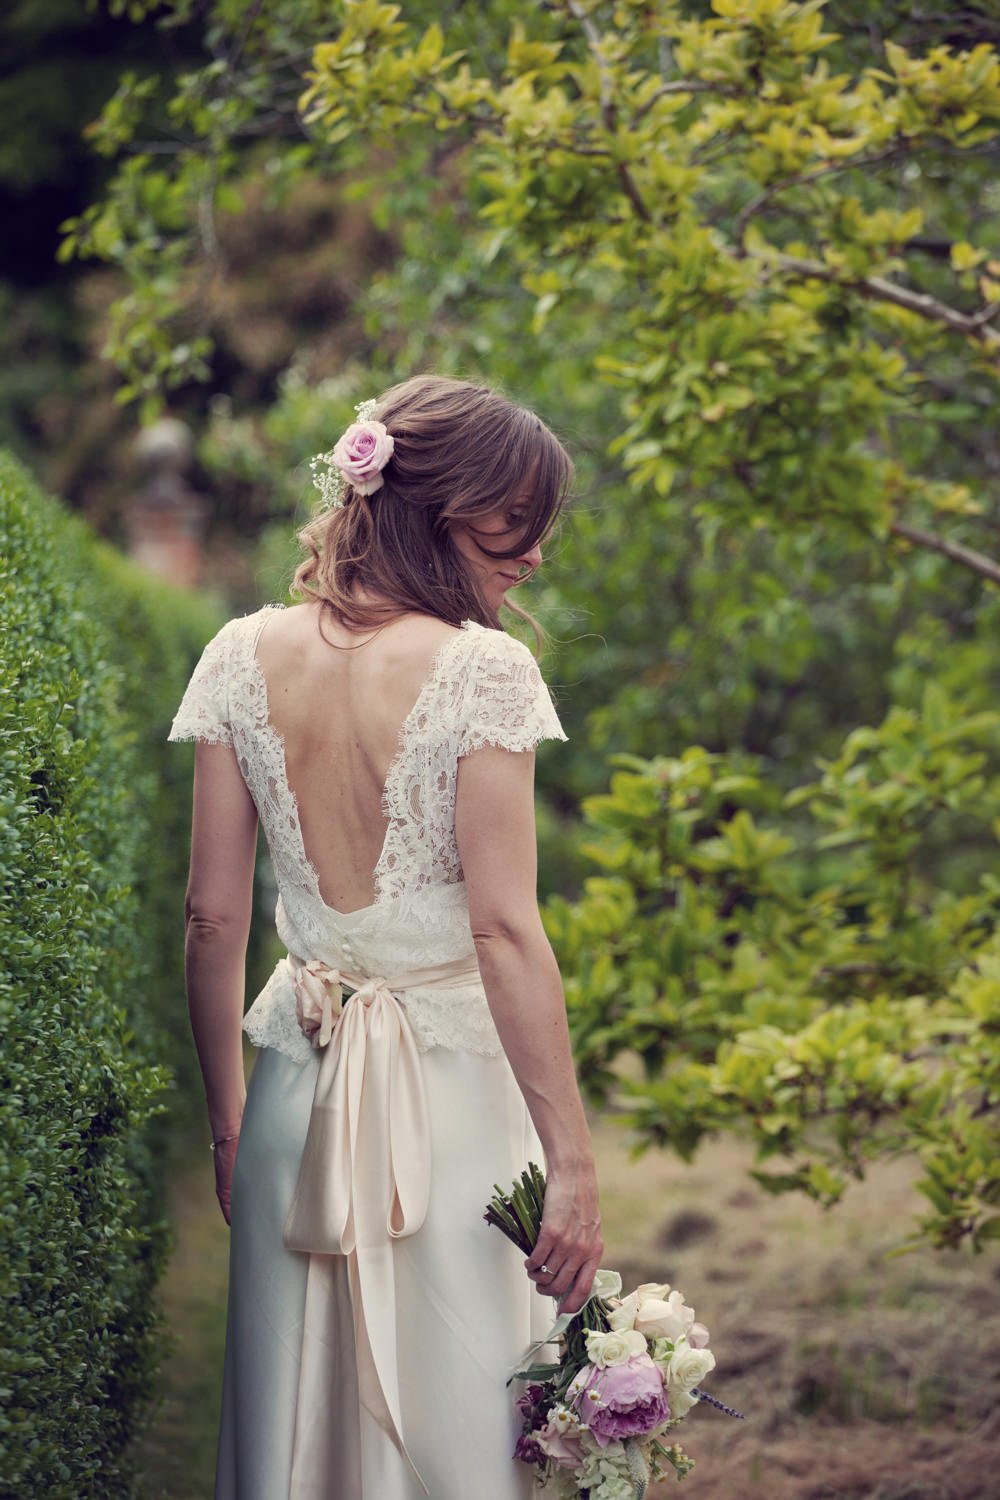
[168,373,603,1499]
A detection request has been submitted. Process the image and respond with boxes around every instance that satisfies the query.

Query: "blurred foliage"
[0,0,205,489]
[52,0,1000,1242]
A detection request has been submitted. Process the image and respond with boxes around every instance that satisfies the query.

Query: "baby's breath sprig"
[309,450,345,509]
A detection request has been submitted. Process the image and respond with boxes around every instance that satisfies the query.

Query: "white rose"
[635,1289,696,1342]
[668,1387,699,1420]
[585,1328,648,1367]
[605,1292,639,1332]
[666,1341,716,1394]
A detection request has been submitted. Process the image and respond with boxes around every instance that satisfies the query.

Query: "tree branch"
[889,516,1000,585]
[754,249,1000,350]
[735,144,908,248]
[633,77,740,123]
[564,0,652,223]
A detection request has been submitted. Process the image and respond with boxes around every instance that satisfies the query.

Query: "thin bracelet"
[209,1132,240,1152]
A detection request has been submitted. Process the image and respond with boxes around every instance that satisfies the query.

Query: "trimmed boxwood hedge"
[0,449,237,1496]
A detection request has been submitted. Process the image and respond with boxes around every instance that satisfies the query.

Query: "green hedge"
[0,450,228,1495]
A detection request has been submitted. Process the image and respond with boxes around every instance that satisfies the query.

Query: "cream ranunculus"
[634,1289,696,1342]
[604,1292,640,1333]
[666,1340,717,1395]
[584,1328,648,1368]
[633,1282,672,1303]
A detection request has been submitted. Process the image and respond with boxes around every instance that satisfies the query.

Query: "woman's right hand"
[524,1165,604,1317]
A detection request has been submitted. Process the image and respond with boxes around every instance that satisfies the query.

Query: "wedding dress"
[168,602,567,1500]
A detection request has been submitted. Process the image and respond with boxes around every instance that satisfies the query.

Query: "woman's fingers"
[525,1237,604,1303]
[524,1223,563,1281]
[526,1244,603,1310]
[525,1250,568,1289]
[545,1253,581,1301]
[559,1251,605,1317]
[547,1239,602,1304]
[524,1235,559,1277]
[523,1170,602,1305]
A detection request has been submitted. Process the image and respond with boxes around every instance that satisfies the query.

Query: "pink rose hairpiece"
[310,398,394,509]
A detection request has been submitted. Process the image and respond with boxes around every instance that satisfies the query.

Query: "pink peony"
[331,419,394,495]
[567,1354,671,1448]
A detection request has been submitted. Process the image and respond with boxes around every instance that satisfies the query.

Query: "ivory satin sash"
[280,952,483,1498]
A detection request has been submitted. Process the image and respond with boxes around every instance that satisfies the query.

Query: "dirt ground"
[591,1131,1000,1500]
[135,1106,999,1500]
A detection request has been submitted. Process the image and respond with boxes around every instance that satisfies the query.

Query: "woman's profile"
[168,373,604,1499]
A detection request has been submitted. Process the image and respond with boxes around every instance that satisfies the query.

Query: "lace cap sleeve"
[457,627,568,757]
[167,617,242,747]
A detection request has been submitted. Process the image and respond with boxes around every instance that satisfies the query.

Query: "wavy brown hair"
[291,374,573,641]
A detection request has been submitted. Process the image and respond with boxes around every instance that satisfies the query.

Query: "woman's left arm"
[184,740,258,1223]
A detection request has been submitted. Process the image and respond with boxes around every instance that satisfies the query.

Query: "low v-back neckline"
[246,606,472,920]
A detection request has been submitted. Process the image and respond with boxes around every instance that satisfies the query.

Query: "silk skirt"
[215,1041,553,1499]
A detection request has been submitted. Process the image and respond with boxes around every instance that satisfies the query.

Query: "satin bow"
[280,949,482,1498]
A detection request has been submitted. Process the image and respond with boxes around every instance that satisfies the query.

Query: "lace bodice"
[167,604,567,1061]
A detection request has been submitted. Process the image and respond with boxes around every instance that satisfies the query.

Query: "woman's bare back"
[252,601,461,915]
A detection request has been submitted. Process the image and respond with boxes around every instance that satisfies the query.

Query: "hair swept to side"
[290,373,573,645]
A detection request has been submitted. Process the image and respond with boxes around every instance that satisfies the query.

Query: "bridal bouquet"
[485,1165,742,1498]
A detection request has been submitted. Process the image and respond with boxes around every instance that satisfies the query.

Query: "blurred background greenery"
[3,1,999,1494]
